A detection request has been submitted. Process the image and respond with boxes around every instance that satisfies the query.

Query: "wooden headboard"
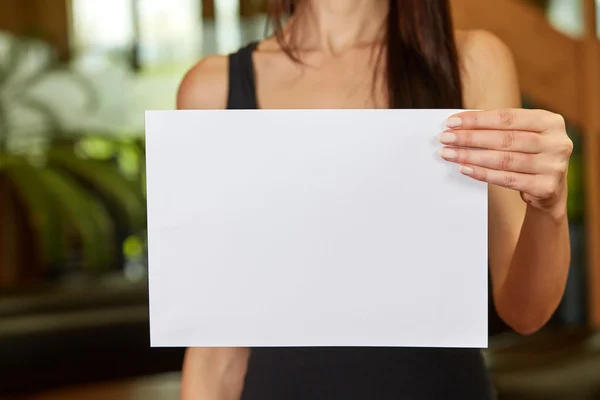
[452,0,600,328]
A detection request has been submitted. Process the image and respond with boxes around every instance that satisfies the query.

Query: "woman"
[177,0,573,398]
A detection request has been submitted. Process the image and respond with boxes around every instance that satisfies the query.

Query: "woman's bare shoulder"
[455,29,521,109]
[177,55,229,110]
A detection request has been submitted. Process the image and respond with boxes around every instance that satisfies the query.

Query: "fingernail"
[439,131,457,144]
[446,117,462,128]
[459,165,474,175]
[439,148,457,159]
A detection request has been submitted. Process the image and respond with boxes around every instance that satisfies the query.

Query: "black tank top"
[227,42,496,400]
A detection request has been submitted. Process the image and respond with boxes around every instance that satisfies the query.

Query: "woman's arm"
[495,198,570,334]
[181,347,251,400]
[177,56,252,400]
[456,30,572,334]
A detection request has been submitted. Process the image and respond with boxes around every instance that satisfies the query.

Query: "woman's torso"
[226,41,495,400]
[242,347,493,399]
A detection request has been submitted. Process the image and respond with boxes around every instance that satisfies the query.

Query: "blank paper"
[145,109,488,348]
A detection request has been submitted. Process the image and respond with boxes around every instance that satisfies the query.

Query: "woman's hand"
[438,109,573,220]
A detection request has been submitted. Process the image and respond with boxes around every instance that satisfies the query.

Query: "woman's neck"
[287,0,388,55]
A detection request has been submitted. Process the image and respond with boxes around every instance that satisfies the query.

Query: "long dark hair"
[266,0,463,109]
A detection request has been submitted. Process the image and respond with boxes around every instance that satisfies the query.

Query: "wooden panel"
[451,0,583,127]
[33,0,70,60]
[0,0,30,33]
[0,302,184,395]
[0,0,70,59]
[582,0,600,328]
[240,0,267,17]
[240,0,253,17]
[203,0,215,18]
[27,373,181,400]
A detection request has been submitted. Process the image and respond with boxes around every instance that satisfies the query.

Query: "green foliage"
[48,145,146,233]
[0,33,98,146]
[567,152,584,221]
[565,128,585,222]
[0,33,146,286]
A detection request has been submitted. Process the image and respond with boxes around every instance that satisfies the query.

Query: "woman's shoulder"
[176,39,281,110]
[455,29,521,109]
[456,29,515,76]
[177,54,229,110]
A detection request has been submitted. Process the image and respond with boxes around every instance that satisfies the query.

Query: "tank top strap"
[227,42,259,109]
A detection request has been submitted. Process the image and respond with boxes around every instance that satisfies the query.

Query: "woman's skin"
[177,0,573,398]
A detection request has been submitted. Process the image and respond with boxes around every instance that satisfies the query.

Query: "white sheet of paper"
[145,109,488,349]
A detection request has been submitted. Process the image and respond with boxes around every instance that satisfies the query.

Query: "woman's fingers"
[447,109,561,134]
[439,129,543,153]
[438,147,546,174]
[457,165,557,199]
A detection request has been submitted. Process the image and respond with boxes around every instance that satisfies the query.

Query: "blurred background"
[0,0,598,399]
